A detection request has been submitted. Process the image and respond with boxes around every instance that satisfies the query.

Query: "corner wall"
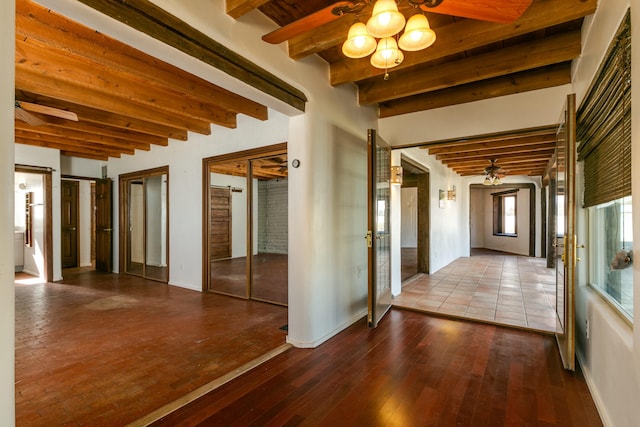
[571,1,640,426]
[1,1,15,424]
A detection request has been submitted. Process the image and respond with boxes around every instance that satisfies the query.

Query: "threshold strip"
[127,343,293,426]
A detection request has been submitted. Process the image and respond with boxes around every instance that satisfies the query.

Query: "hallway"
[14,269,287,426]
[394,252,558,333]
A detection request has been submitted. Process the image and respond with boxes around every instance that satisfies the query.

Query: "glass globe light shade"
[370,37,404,69]
[366,0,406,39]
[398,14,436,51]
[342,22,377,58]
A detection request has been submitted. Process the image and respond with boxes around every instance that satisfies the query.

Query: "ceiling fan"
[15,100,78,126]
[263,0,533,44]
[483,158,504,186]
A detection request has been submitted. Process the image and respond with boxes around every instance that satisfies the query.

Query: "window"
[588,197,633,321]
[493,190,517,236]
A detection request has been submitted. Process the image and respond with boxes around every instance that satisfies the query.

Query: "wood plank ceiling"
[15,0,269,163]
[14,0,598,180]
[227,0,597,179]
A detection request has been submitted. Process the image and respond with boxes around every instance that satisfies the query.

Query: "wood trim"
[202,143,288,294]
[15,166,54,281]
[75,0,307,112]
[118,165,170,283]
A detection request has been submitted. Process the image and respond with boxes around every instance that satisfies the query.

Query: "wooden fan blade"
[421,0,533,23]
[262,1,356,44]
[17,101,78,121]
[15,107,47,126]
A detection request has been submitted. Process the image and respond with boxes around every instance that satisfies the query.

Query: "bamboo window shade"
[577,9,631,208]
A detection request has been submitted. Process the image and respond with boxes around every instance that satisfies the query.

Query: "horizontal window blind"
[577,10,631,208]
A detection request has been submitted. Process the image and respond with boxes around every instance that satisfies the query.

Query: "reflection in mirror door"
[205,146,288,306]
[251,156,288,305]
[209,162,250,298]
[120,167,169,283]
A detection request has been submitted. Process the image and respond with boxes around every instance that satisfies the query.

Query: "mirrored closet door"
[120,166,169,282]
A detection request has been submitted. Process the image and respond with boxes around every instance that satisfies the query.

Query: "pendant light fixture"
[341,0,437,72]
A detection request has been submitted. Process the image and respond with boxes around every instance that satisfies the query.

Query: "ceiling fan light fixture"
[342,22,377,58]
[398,14,436,51]
[366,0,406,38]
[370,37,404,69]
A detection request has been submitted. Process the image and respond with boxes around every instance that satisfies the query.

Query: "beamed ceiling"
[14,0,597,180]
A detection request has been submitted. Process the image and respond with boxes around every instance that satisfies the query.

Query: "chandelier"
[483,159,503,186]
[340,0,437,75]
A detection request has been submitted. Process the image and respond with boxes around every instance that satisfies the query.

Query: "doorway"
[399,156,430,282]
[119,167,169,282]
[14,167,53,282]
[203,143,288,306]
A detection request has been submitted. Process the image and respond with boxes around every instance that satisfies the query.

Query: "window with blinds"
[577,9,631,208]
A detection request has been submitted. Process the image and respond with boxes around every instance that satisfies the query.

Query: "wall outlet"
[585,319,590,339]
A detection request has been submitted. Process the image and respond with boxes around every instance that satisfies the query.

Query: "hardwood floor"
[14,269,288,426]
[153,309,602,427]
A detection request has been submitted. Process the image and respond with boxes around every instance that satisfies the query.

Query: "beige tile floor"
[393,253,559,333]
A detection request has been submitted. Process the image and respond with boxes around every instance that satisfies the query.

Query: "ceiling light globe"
[366,0,406,38]
[370,37,404,69]
[342,22,377,58]
[398,14,436,51]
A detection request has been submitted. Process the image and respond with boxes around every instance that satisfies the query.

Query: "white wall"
[480,187,530,256]
[1,0,15,423]
[571,1,640,427]
[469,188,484,248]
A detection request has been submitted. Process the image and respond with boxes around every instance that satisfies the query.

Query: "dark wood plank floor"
[14,269,288,426]
[153,309,602,427]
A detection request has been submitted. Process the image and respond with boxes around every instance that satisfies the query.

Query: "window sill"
[493,233,518,238]
[587,283,634,327]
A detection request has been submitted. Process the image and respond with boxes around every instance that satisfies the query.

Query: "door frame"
[202,143,287,295]
[61,179,80,269]
[400,155,430,276]
[15,165,53,282]
[367,129,392,328]
[118,166,170,282]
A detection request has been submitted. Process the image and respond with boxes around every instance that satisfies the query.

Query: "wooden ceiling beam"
[428,134,555,155]
[452,160,550,173]
[379,62,572,117]
[74,0,307,111]
[226,0,271,20]
[446,152,554,168]
[16,39,237,128]
[59,150,110,161]
[435,143,556,161]
[358,30,582,105]
[16,91,189,141]
[15,136,123,158]
[20,114,169,147]
[15,124,148,152]
[329,0,596,85]
[16,0,269,122]
[16,68,212,135]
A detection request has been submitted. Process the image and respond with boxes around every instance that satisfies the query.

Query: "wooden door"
[554,94,577,371]
[367,129,392,328]
[61,180,79,268]
[210,186,232,260]
[95,178,113,272]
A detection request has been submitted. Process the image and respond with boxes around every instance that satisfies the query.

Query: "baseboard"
[286,309,367,348]
[167,280,200,292]
[576,349,612,427]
